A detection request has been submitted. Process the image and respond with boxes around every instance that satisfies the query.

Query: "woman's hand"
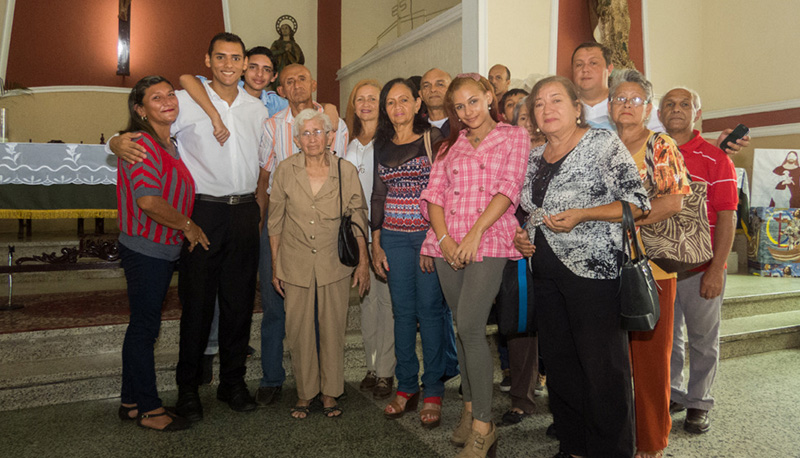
[184,220,210,252]
[453,229,482,266]
[372,243,389,280]
[352,262,370,297]
[211,117,230,146]
[543,209,585,233]
[419,255,435,273]
[271,270,285,298]
[439,236,463,270]
[513,226,536,257]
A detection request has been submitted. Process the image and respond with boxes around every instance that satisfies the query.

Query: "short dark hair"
[207,32,246,57]
[246,46,275,63]
[571,42,612,67]
[122,75,174,148]
[500,88,529,110]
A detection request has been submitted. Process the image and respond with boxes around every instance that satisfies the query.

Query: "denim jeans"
[119,243,176,413]
[381,229,446,398]
[259,223,286,387]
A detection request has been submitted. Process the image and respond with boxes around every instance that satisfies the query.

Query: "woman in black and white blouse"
[514,75,649,458]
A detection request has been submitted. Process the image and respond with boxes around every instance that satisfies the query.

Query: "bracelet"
[184,219,191,231]
[437,233,449,246]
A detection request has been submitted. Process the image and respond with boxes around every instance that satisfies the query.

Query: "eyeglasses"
[300,129,326,138]
[611,96,649,107]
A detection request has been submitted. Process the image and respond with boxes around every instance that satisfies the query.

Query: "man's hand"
[109,132,148,164]
[716,128,751,156]
[323,104,340,131]
[699,265,725,299]
[211,118,230,146]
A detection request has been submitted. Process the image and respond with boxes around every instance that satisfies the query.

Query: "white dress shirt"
[171,81,269,197]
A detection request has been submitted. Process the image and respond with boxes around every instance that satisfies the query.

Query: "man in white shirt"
[254,63,349,406]
[109,33,269,420]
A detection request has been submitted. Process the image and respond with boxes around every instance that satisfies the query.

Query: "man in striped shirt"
[254,63,349,406]
[659,87,739,435]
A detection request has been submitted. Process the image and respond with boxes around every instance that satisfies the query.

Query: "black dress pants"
[175,199,260,389]
[532,234,635,458]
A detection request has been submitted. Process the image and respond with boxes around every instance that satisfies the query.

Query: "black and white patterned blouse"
[521,128,650,280]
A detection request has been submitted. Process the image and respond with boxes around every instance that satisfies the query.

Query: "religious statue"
[270,15,305,85]
[589,0,636,70]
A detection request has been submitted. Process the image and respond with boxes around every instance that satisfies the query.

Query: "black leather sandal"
[136,410,190,432]
[118,404,137,421]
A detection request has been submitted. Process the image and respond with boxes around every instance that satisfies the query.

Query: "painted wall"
[229,0,318,82]
[487,0,551,81]
[338,19,461,110]
[644,0,703,98]
[0,91,127,143]
[341,0,459,67]
[699,0,800,110]
[5,0,224,89]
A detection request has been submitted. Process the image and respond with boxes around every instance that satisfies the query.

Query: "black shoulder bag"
[337,158,367,267]
[620,202,660,331]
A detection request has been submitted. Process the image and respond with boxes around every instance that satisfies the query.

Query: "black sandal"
[322,405,343,418]
[500,408,530,426]
[290,405,310,419]
[136,410,190,432]
[118,404,137,421]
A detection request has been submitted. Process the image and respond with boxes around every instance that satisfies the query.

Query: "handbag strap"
[337,157,344,218]
[423,130,433,164]
[621,202,646,262]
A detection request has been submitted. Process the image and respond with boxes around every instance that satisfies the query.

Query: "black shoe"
[176,389,203,422]
[684,408,711,434]
[669,401,686,414]
[499,408,530,426]
[254,385,282,406]
[546,422,557,438]
[217,382,257,412]
[201,354,215,385]
[136,410,191,432]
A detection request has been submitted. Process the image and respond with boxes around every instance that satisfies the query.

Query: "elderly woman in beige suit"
[268,109,370,419]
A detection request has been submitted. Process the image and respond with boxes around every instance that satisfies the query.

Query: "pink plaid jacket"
[420,123,528,261]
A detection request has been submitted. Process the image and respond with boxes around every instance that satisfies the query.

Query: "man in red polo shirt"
[659,87,739,435]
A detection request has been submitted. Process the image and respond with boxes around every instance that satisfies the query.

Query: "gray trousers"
[360,264,396,377]
[435,257,506,422]
[670,269,725,411]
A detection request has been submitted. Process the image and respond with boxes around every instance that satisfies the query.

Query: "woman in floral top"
[610,69,692,458]
[420,74,528,457]
[514,76,649,457]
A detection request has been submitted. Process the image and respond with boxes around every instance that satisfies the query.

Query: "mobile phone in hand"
[719,124,749,152]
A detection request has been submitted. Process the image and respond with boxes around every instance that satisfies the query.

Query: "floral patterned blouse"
[521,128,650,280]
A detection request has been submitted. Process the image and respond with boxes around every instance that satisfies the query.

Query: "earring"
[141,115,147,122]
[576,116,580,125]
[535,127,541,133]
[488,105,492,110]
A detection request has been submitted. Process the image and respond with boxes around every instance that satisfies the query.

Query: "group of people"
[112,31,743,458]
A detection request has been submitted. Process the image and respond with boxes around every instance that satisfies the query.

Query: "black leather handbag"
[620,202,660,331]
[337,158,365,267]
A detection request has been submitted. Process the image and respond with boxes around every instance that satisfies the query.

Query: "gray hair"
[292,108,333,138]
[659,86,702,112]
[511,96,528,126]
[609,68,654,123]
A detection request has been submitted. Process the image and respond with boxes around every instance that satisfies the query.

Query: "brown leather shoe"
[373,377,393,400]
[456,422,498,458]
[359,371,377,392]
[669,401,686,414]
[684,408,710,434]
[450,408,473,447]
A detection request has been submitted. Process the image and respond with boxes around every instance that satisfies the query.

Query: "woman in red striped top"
[116,76,208,432]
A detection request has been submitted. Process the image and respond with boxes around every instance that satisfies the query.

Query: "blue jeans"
[381,229,446,398]
[442,301,460,377]
[259,223,286,387]
[119,243,176,413]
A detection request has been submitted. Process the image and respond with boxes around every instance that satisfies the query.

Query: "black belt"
[196,193,256,205]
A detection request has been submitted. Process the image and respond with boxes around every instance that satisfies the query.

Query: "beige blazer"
[269,152,368,288]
